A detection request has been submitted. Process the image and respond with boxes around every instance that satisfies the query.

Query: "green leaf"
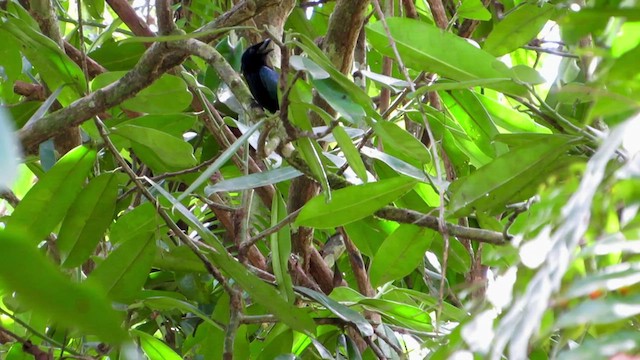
[369,225,438,287]
[312,78,367,124]
[295,177,417,228]
[141,297,224,330]
[361,146,429,182]
[343,218,397,257]
[296,137,331,200]
[85,0,105,19]
[271,196,295,304]
[89,39,145,71]
[484,4,556,56]
[448,136,573,217]
[122,74,192,113]
[295,287,373,337]
[5,146,96,243]
[58,173,119,268]
[115,114,197,140]
[134,330,182,360]
[91,72,192,113]
[86,231,156,302]
[366,17,526,96]
[510,65,546,85]
[113,125,197,172]
[1,18,86,105]
[458,0,491,20]
[332,125,368,182]
[0,228,126,343]
[110,202,161,245]
[374,120,431,168]
[358,298,433,331]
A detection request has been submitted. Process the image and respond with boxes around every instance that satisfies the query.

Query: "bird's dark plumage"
[241,39,279,113]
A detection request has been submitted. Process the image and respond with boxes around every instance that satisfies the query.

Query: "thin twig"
[374,327,404,357]
[241,208,302,251]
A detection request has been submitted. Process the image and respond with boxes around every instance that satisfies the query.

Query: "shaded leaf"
[296,286,374,336]
[0,228,126,343]
[369,224,438,287]
[58,173,119,268]
[5,146,96,243]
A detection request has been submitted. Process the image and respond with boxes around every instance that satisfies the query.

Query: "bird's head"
[241,39,274,72]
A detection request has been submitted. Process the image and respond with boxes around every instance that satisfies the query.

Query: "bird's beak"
[258,39,273,55]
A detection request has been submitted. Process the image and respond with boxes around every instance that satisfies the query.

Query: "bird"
[241,39,280,113]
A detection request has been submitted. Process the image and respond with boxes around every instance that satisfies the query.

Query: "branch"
[17,0,281,150]
[375,207,507,245]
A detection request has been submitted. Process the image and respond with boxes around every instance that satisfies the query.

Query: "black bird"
[241,39,280,113]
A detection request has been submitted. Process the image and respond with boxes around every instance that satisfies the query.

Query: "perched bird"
[241,39,280,113]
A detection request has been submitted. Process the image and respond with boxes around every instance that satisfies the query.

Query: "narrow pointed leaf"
[5,146,96,243]
[296,177,416,228]
[58,173,119,268]
[448,137,573,216]
[0,229,126,343]
[369,225,438,287]
[295,286,374,337]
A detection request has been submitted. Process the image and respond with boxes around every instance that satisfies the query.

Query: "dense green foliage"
[1,0,640,359]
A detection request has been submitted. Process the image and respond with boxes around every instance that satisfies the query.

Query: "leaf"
[113,125,197,172]
[110,202,161,244]
[91,72,192,113]
[1,18,86,105]
[5,146,96,243]
[115,114,197,139]
[448,136,573,217]
[369,225,438,287]
[359,298,433,331]
[85,0,104,19]
[458,0,491,20]
[484,4,556,57]
[297,137,331,200]
[290,55,330,79]
[295,177,417,228]
[295,287,373,336]
[360,146,429,182]
[332,125,368,182]
[86,231,156,302]
[312,78,367,125]
[134,330,182,360]
[366,17,526,96]
[374,120,431,168]
[142,297,224,330]
[0,228,126,343]
[122,74,192,113]
[58,173,119,268]
[205,167,303,195]
[271,196,295,304]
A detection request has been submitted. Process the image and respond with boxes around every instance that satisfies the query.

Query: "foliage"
[0,0,639,359]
